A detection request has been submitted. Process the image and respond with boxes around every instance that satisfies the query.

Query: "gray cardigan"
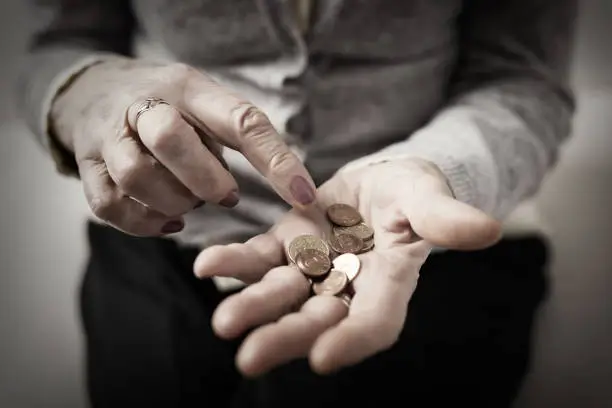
[20,0,576,250]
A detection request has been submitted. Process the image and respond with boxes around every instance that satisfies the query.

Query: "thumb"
[404,189,502,251]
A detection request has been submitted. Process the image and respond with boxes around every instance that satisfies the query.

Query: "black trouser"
[81,221,549,408]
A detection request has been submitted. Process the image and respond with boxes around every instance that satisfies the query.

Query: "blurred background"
[0,1,611,407]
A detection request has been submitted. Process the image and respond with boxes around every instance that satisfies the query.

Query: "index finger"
[181,73,317,208]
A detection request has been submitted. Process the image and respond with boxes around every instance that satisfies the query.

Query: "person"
[19,1,576,407]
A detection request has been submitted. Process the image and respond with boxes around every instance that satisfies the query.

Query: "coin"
[287,234,329,264]
[295,248,331,278]
[333,222,374,241]
[359,237,375,253]
[329,233,363,254]
[326,204,362,227]
[332,253,361,282]
[312,269,348,296]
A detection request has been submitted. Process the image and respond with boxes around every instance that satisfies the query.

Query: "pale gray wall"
[0,1,610,407]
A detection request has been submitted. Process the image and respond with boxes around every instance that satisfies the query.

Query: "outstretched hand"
[194,158,501,376]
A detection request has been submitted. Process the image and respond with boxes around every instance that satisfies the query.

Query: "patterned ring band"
[134,97,171,125]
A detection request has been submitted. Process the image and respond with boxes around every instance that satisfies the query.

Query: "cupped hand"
[51,58,316,236]
[194,158,501,376]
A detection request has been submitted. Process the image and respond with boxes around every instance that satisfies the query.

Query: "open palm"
[194,159,501,376]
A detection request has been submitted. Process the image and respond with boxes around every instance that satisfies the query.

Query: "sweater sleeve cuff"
[36,52,120,176]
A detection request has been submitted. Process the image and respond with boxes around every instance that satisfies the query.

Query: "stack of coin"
[326,203,375,254]
[286,204,376,305]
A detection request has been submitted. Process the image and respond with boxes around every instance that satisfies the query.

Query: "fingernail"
[162,220,184,234]
[219,190,240,208]
[193,200,206,209]
[290,176,316,205]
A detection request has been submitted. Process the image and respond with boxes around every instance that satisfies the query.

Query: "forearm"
[342,79,573,219]
[341,0,577,220]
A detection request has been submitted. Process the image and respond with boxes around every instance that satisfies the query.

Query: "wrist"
[338,152,483,209]
[339,154,450,187]
[50,92,77,154]
[49,57,131,153]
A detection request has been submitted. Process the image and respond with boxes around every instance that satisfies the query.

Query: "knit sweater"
[20,0,576,263]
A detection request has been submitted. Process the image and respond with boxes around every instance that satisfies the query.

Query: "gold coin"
[326,204,362,227]
[312,269,348,296]
[332,253,361,282]
[295,248,332,278]
[333,222,374,241]
[287,234,329,264]
[328,233,363,254]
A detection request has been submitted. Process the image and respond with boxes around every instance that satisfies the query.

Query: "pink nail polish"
[162,220,184,234]
[290,176,316,205]
[219,190,240,208]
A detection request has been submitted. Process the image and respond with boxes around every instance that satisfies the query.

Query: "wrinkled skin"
[195,158,502,377]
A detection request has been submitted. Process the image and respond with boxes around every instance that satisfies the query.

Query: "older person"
[20,1,576,407]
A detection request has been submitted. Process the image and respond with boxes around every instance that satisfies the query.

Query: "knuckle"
[148,108,184,151]
[267,149,297,174]
[117,205,164,237]
[162,63,197,83]
[114,156,149,193]
[230,103,297,175]
[230,103,272,142]
[267,266,306,288]
[247,233,282,266]
[193,168,221,199]
[88,194,117,221]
